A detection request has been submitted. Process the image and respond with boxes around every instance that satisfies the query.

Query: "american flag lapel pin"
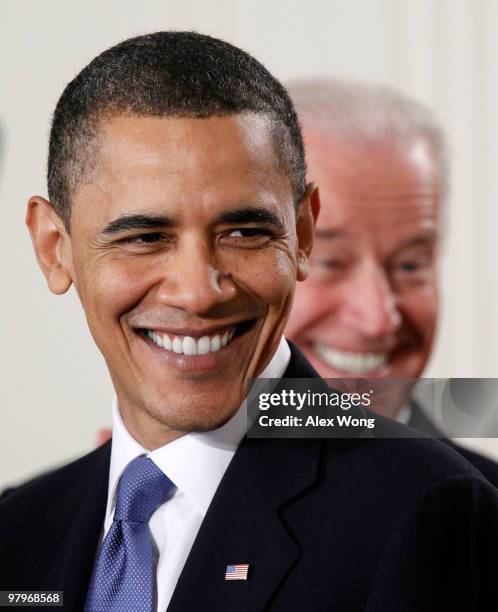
[225,563,250,581]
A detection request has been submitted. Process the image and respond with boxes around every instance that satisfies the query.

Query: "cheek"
[227,249,297,309]
[286,282,320,336]
[401,285,438,341]
[287,278,343,337]
[77,259,150,328]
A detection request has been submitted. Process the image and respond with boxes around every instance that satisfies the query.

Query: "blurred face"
[30,114,317,448]
[286,129,441,407]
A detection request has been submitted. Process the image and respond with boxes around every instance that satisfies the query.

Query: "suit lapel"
[283,341,322,380]
[168,437,321,611]
[168,343,322,611]
[41,441,111,610]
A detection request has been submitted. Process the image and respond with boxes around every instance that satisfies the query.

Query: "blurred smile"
[312,342,388,375]
[303,336,419,378]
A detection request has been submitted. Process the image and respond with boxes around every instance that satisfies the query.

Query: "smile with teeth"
[313,343,388,375]
[146,328,236,356]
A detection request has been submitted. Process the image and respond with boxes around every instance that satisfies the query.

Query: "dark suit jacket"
[1,345,498,611]
[409,403,498,488]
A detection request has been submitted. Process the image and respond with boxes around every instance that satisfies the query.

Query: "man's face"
[286,129,441,395]
[42,114,315,448]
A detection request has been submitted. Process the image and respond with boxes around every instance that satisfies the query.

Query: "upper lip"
[135,319,254,338]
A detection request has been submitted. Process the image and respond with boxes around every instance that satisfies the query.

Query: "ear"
[26,196,73,294]
[295,182,320,281]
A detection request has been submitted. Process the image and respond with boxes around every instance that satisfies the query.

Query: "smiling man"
[286,79,498,484]
[286,80,442,391]
[45,111,309,449]
[1,33,498,611]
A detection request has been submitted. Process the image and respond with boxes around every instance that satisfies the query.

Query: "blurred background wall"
[1,0,497,487]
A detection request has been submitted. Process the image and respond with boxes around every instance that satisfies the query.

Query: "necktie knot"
[114,455,174,523]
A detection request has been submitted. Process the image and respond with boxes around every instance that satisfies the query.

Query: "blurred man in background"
[286,79,498,485]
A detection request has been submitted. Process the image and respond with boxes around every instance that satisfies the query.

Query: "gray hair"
[287,78,449,199]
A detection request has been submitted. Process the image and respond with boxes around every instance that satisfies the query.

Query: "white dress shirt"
[103,337,291,611]
[396,404,412,425]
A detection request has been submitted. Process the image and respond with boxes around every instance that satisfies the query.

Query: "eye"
[393,259,429,273]
[220,227,273,247]
[391,255,434,286]
[311,254,350,278]
[117,232,169,248]
[314,258,346,271]
[228,228,269,238]
[398,261,422,272]
[131,233,162,243]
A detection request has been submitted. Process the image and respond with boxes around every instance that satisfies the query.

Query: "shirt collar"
[106,336,291,519]
[396,404,412,425]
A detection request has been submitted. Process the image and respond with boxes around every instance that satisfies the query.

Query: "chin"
[148,396,242,433]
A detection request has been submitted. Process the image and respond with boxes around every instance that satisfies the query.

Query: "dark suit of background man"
[1,31,498,612]
[285,78,498,486]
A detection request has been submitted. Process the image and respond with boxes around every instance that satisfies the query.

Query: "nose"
[154,238,237,315]
[339,262,402,338]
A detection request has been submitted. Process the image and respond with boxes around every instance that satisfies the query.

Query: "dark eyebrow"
[102,214,176,234]
[216,207,285,230]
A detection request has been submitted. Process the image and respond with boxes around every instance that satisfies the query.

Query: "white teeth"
[146,328,237,355]
[163,335,172,350]
[313,343,387,375]
[197,336,211,355]
[183,336,197,356]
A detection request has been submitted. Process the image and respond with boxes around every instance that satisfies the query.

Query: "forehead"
[303,129,441,236]
[71,113,293,228]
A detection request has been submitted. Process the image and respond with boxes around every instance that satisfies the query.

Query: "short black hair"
[47,31,306,230]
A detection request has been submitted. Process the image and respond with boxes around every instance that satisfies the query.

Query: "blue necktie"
[85,455,175,612]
